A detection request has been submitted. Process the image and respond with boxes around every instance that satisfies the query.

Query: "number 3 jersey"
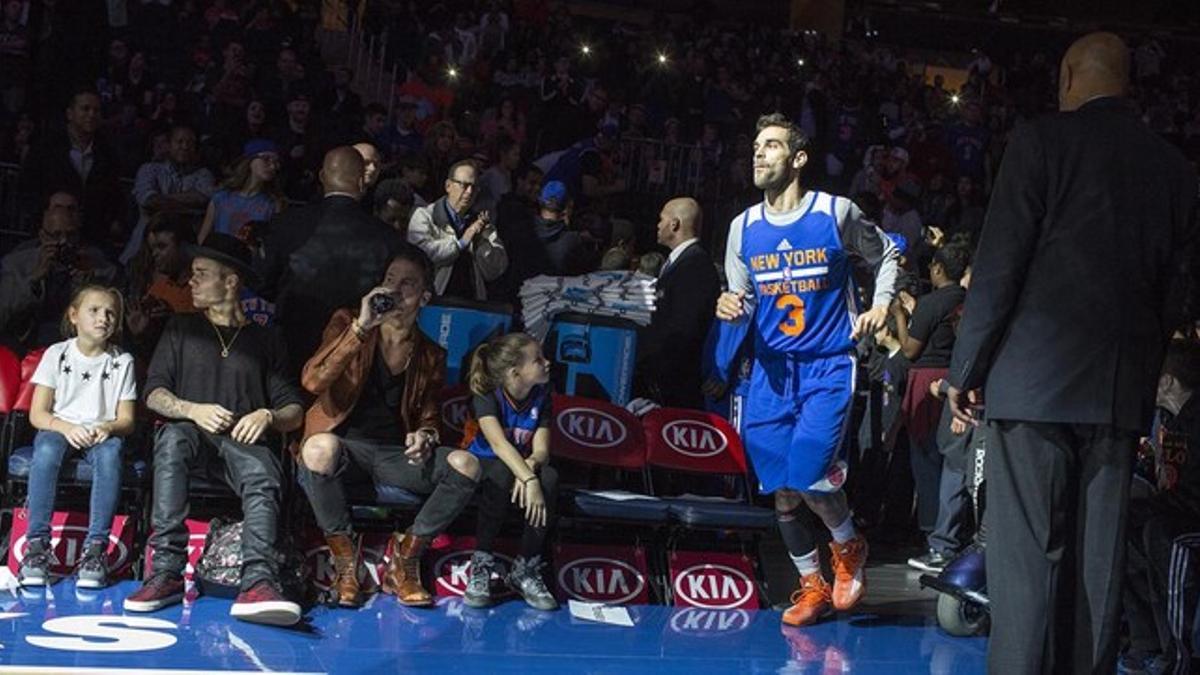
[724,191,900,358]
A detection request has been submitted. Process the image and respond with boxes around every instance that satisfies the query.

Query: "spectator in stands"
[122,125,215,265]
[881,179,923,271]
[273,91,321,200]
[126,214,196,357]
[480,96,527,150]
[488,163,544,304]
[353,142,382,208]
[1122,340,1200,674]
[943,176,985,244]
[527,181,588,277]
[0,0,31,116]
[407,160,508,301]
[460,332,560,611]
[126,233,305,626]
[318,66,363,128]
[543,123,626,210]
[397,153,431,208]
[475,134,521,214]
[892,242,971,573]
[260,147,405,375]
[297,247,481,608]
[946,100,990,187]
[539,55,584,150]
[258,46,308,119]
[423,120,461,194]
[636,197,720,409]
[0,205,119,348]
[853,312,912,530]
[20,88,122,251]
[19,284,135,589]
[382,99,423,161]
[197,140,283,245]
[373,179,415,236]
[358,103,389,150]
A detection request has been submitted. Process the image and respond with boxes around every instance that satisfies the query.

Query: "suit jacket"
[258,194,405,374]
[300,309,446,444]
[949,97,1197,432]
[20,132,122,247]
[637,243,721,409]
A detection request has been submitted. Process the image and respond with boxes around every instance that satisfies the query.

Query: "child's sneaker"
[17,538,56,587]
[75,541,110,589]
[505,556,558,611]
[463,551,495,609]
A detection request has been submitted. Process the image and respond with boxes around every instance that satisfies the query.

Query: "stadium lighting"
[950,94,961,105]
[447,66,459,79]
[797,58,805,67]
[580,44,592,56]
[656,52,668,65]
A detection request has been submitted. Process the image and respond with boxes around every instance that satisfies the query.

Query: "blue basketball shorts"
[741,350,855,495]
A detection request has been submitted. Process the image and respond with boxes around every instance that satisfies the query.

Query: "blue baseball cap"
[539,181,569,210]
[242,138,279,160]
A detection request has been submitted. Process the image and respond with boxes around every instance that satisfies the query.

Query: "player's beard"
[754,164,792,192]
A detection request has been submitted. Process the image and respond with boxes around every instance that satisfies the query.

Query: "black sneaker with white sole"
[75,541,110,589]
[18,538,56,587]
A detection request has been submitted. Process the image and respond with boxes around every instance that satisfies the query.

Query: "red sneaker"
[781,572,832,627]
[829,535,869,611]
[229,580,301,626]
[123,573,185,613]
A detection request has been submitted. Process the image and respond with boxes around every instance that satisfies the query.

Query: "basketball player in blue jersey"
[716,113,900,627]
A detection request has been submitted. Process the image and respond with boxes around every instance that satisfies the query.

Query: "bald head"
[657,197,703,250]
[1059,32,1130,112]
[320,146,366,197]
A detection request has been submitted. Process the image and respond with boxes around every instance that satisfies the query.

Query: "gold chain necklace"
[207,316,246,358]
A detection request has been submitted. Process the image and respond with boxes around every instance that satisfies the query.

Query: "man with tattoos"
[123,233,306,626]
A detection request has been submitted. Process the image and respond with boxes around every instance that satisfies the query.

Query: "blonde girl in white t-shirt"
[21,285,137,589]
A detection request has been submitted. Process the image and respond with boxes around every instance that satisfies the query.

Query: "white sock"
[829,515,856,544]
[789,550,820,577]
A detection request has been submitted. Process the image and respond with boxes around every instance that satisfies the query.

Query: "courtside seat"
[640,407,774,530]
[550,394,669,524]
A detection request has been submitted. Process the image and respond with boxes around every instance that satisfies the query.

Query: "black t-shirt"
[909,284,966,368]
[338,348,408,443]
[145,313,303,419]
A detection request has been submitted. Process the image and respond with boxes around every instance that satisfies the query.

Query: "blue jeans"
[26,430,123,546]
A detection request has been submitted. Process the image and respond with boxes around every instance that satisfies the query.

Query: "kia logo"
[669,608,751,635]
[304,545,386,591]
[441,395,470,433]
[661,420,728,458]
[14,526,129,569]
[557,407,627,449]
[434,550,514,596]
[672,564,754,609]
[556,557,645,604]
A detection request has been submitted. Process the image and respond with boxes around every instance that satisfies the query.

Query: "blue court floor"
[0,579,987,674]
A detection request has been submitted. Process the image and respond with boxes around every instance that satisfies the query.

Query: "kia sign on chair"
[429,536,518,598]
[553,542,651,605]
[7,509,136,579]
[142,518,211,582]
[668,550,761,610]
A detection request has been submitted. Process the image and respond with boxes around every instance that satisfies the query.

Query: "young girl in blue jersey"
[23,285,137,589]
[459,332,560,611]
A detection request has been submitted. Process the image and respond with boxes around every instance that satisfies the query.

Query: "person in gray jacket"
[407,161,508,302]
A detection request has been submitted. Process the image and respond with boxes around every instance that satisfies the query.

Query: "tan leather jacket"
[300,308,446,444]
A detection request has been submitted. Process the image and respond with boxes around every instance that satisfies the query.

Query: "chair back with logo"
[14,347,45,413]
[550,394,645,470]
[641,407,772,530]
[0,346,19,415]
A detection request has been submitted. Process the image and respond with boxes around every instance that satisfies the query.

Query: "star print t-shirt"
[30,338,137,426]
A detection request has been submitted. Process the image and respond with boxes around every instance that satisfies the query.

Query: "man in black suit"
[637,197,721,409]
[20,89,122,252]
[258,146,405,374]
[945,33,1198,674]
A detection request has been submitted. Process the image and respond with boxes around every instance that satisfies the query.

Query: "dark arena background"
[0,0,1197,673]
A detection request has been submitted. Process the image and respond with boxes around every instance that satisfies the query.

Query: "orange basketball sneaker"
[781,572,832,627]
[829,534,869,611]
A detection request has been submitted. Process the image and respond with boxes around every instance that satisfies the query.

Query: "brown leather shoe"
[325,533,362,607]
[382,532,433,607]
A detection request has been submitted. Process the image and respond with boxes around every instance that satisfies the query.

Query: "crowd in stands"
[0,0,1197,668]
